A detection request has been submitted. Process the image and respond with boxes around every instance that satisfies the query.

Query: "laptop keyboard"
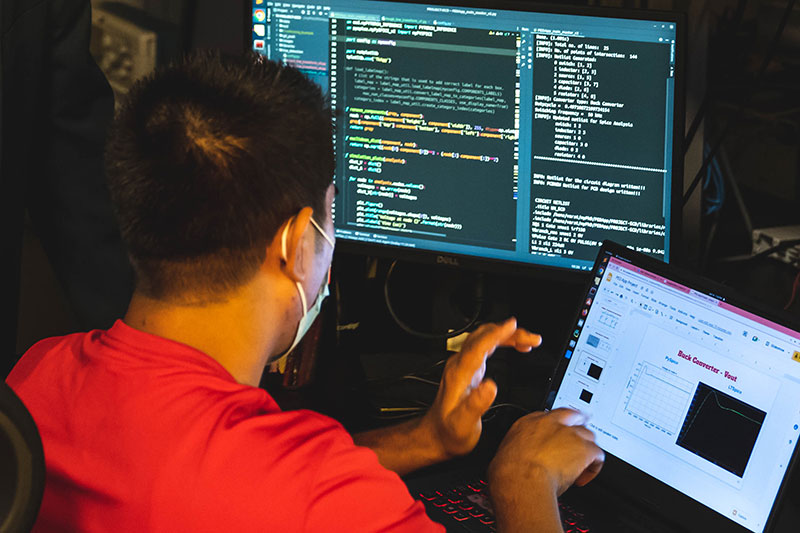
[415,477,594,532]
[418,478,497,530]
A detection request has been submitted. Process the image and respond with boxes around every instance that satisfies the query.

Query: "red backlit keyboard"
[416,477,593,533]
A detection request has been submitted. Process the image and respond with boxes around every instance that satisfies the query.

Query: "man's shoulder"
[200,406,353,468]
[7,330,91,386]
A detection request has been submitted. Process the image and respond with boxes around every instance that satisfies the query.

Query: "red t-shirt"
[7,321,442,532]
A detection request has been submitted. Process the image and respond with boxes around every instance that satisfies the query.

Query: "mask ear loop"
[308,216,335,248]
[281,221,290,261]
[272,222,310,373]
[281,222,309,316]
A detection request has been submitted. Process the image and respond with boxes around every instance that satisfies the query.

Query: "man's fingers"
[444,319,517,395]
[463,318,518,358]
[440,319,542,416]
[572,425,596,441]
[574,449,605,487]
[548,407,588,427]
[450,379,497,429]
[450,319,542,384]
[499,329,542,352]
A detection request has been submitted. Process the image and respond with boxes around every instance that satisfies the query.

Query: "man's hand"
[420,318,542,460]
[488,409,605,533]
[352,318,540,476]
[490,409,604,494]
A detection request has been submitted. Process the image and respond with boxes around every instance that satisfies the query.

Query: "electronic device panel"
[546,241,800,533]
[249,0,684,274]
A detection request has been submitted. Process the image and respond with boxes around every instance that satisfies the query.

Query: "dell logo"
[436,255,460,266]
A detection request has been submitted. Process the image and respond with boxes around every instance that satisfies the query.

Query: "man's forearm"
[352,416,450,476]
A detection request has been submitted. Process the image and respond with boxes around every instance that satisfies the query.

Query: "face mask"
[274,216,334,365]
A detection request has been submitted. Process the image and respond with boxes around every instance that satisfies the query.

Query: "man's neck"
[124,279,290,386]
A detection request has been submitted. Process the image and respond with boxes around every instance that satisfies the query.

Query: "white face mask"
[274,216,334,362]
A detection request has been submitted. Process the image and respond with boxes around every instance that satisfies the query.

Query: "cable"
[699,143,725,272]
[374,399,430,420]
[383,259,484,340]
[716,142,753,242]
[485,403,530,414]
[784,270,800,310]
[481,403,532,423]
[716,238,800,264]
[684,96,708,155]
[682,0,797,208]
[397,375,440,387]
[684,1,747,154]
[702,143,725,216]
[374,401,532,423]
[374,408,427,420]
[365,358,447,386]
[700,212,720,273]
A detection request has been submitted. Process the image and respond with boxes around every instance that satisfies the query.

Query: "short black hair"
[106,52,333,301]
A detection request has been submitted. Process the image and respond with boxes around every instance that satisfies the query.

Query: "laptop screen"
[546,243,800,533]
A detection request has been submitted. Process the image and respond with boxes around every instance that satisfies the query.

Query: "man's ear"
[273,207,314,283]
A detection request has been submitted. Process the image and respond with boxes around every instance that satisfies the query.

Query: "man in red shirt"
[7,52,603,532]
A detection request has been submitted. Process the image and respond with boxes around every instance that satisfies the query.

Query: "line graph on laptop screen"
[623,361,693,435]
[676,382,766,477]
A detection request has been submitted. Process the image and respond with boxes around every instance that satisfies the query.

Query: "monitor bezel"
[245,0,686,281]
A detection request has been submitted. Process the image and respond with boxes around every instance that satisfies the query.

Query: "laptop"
[408,240,800,533]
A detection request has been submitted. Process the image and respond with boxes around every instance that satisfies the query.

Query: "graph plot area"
[623,362,693,435]
[676,382,766,478]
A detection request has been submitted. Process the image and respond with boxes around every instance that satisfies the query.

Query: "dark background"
[11,1,800,530]
[18,0,800,428]
[14,0,799,420]
[18,0,797,344]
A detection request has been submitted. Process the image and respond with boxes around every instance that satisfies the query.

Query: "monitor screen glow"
[250,0,683,273]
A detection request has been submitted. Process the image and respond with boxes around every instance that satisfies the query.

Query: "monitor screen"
[250,0,683,273]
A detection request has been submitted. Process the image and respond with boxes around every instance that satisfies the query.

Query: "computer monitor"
[249,0,684,276]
